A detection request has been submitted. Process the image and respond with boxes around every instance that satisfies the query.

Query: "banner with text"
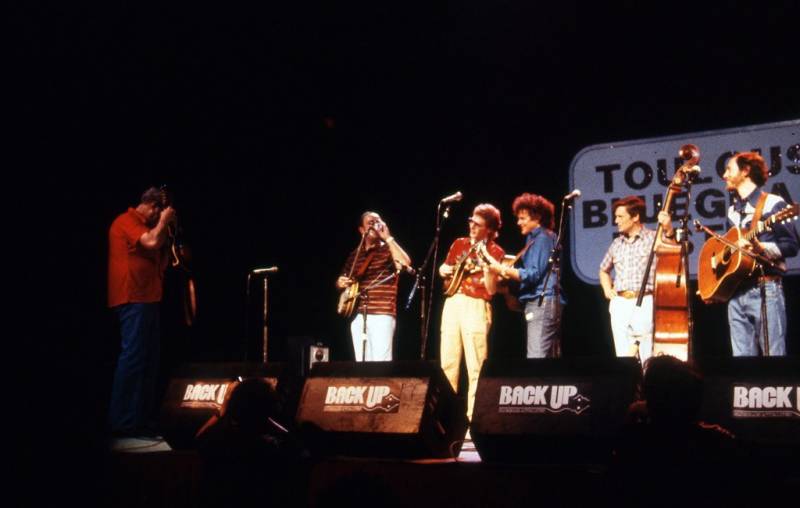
[569,120,800,284]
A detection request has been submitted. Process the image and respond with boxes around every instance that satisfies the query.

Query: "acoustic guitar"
[697,203,798,303]
[496,255,523,312]
[486,240,534,312]
[159,185,190,271]
[158,185,197,327]
[443,240,487,296]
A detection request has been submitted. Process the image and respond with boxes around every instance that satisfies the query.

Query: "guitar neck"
[743,217,773,242]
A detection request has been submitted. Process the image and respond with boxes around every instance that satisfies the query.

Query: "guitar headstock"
[767,203,799,227]
[159,184,173,208]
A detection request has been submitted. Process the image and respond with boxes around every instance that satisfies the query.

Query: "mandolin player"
[336,211,411,362]
[438,204,504,423]
[721,152,799,356]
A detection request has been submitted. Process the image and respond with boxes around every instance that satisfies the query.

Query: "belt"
[739,274,782,292]
[617,290,653,299]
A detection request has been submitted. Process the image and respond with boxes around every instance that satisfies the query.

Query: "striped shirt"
[599,227,656,293]
[341,242,398,316]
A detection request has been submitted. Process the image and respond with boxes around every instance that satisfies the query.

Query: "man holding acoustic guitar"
[718,152,799,356]
[487,193,563,358]
[438,204,505,422]
[336,211,411,362]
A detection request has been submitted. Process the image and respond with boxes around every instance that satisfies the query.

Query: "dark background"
[14,2,799,503]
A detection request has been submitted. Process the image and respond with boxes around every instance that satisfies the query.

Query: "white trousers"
[350,314,395,361]
[608,295,653,365]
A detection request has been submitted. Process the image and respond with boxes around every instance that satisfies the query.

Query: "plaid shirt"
[599,227,656,293]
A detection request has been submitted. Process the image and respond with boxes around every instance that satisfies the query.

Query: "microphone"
[563,189,581,201]
[405,276,420,310]
[440,191,463,204]
[398,264,416,276]
[251,266,279,274]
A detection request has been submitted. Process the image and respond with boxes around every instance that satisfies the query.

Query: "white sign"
[569,120,800,284]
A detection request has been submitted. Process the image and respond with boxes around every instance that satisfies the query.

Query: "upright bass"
[646,144,700,361]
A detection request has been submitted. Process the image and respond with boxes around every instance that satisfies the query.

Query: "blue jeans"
[728,280,786,356]
[109,303,161,432]
[524,298,560,358]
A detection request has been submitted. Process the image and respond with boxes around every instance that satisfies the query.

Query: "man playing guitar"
[438,204,504,423]
[336,212,411,361]
[721,152,799,356]
[487,193,563,358]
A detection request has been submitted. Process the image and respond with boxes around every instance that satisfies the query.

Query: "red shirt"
[108,208,166,307]
[444,237,505,301]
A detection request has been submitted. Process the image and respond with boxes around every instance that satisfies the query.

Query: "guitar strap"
[515,239,535,263]
[748,191,768,234]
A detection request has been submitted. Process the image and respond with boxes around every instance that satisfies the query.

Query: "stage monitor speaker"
[697,356,800,453]
[295,361,468,459]
[472,356,641,464]
[159,362,292,450]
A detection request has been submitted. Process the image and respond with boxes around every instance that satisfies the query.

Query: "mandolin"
[443,240,487,296]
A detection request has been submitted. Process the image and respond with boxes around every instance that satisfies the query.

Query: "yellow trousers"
[440,293,491,421]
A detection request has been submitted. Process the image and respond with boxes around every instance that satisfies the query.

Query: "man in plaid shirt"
[599,196,674,365]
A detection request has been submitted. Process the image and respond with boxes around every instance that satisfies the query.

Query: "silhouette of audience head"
[642,354,703,425]
[224,377,280,434]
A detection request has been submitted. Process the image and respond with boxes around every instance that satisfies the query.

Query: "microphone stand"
[537,197,572,357]
[245,270,275,363]
[676,214,694,358]
[245,272,252,362]
[758,265,770,356]
[407,202,451,360]
[361,291,369,362]
[261,274,270,363]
